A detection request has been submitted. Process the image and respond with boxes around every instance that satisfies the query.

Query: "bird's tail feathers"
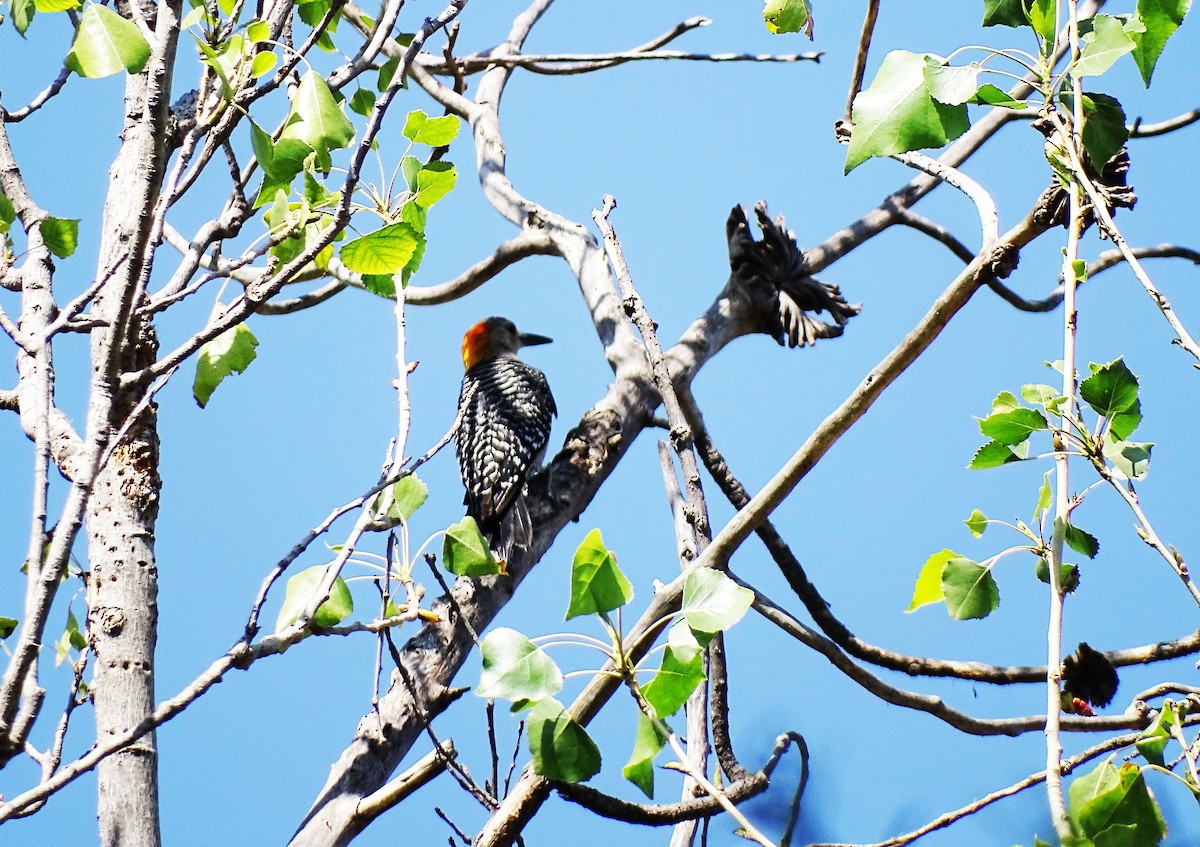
[485,497,533,563]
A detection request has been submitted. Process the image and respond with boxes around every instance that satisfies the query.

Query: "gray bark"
[82,0,180,842]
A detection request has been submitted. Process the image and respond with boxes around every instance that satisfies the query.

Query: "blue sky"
[2,2,1199,845]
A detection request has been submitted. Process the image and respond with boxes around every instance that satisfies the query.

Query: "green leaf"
[1034,558,1080,593]
[414,162,456,209]
[55,610,87,666]
[1029,0,1060,49]
[1034,471,1054,521]
[250,51,277,79]
[348,88,376,118]
[979,407,1048,445]
[1068,760,1166,845]
[681,569,753,634]
[970,83,1027,108]
[1059,518,1100,559]
[527,698,601,783]
[0,192,14,232]
[623,710,668,798]
[1130,0,1191,86]
[1021,383,1060,407]
[990,390,1021,414]
[907,549,955,611]
[942,557,999,620]
[1103,439,1153,480]
[566,528,634,620]
[400,198,426,233]
[339,222,419,274]
[642,622,706,718]
[0,617,17,639]
[386,474,428,521]
[65,4,151,77]
[442,516,501,576]
[400,155,422,191]
[844,50,970,173]
[377,56,400,92]
[1075,15,1136,76]
[40,217,79,258]
[969,440,1022,469]
[280,70,355,162]
[982,0,1028,27]
[193,321,258,408]
[763,0,812,37]
[477,627,563,701]
[965,508,988,538]
[1135,701,1178,767]
[13,0,36,35]
[360,273,397,298]
[36,0,79,10]
[275,565,353,631]
[1080,358,1139,417]
[246,18,269,41]
[923,58,981,106]
[1109,399,1142,441]
[1060,92,1129,169]
[401,110,460,146]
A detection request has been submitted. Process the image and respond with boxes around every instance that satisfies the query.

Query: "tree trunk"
[82,0,179,838]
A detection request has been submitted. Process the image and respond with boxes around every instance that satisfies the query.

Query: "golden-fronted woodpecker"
[454,317,556,560]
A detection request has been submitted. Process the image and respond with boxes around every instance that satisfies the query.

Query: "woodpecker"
[454,317,557,560]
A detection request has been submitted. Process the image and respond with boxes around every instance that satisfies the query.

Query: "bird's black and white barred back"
[455,317,556,560]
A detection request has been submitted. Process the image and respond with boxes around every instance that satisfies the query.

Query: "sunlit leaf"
[1034,471,1053,521]
[414,162,456,209]
[0,617,17,639]
[1103,439,1153,480]
[401,110,460,146]
[566,528,633,620]
[845,50,969,173]
[280,70,355,160]
[970,83,1027,109]
[442,516,501,576]
[1129,0,1191,86]
[681,569,753,634]
[1075,14,1136,76]
[339,222,419,275]
[194,320,258,408]
[384,474,428,521]
[1029,0,1060,50]
[965,508,988,538]
[907,549,956,612]
[40,217,79,258]
[65,4,151,77]
[13,0,36,34]
[978,407,1048,445]
[763,0,812,37]
[923,58,981,105]
[642,622,705,718]
[477,627,563,701]
[275,565,353,631]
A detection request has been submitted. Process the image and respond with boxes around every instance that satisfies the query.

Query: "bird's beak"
[519,332,552,348]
